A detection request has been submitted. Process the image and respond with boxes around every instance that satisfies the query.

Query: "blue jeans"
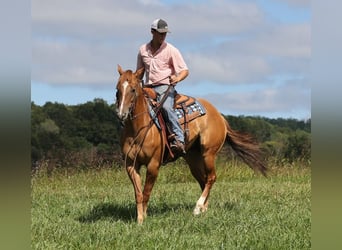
[154,85,184,144]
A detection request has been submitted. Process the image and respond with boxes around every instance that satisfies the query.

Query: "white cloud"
[251,23,311,58]
[32,0,152,40]
[183,22,310,84]
[31,0,269,85]
[201,77,310,118]
[186,53,271,84]
[167,0,264,35]
[272,0,310,8]
[31,0,311,118]
[32,38,123,85]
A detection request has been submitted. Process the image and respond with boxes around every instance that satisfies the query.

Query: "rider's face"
[152,30,167,45]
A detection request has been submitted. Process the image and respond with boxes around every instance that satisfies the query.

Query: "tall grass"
[31,160,310,249]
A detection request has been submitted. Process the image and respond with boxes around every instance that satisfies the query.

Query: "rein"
[124,81,173,167]
[130,80,172,121]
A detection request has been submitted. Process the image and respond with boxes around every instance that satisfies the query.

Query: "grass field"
[31,159,311,249]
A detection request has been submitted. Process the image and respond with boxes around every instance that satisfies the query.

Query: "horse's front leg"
[126,164,144,224]
[142,159,160,219]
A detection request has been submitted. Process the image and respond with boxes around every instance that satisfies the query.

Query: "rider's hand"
[169,75,178,85]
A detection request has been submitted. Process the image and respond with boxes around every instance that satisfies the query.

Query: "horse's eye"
[131,88,136,93]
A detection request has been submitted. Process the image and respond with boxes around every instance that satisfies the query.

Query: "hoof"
[193,205,207,215]
[193,206,201,216]
[137,217,144,224]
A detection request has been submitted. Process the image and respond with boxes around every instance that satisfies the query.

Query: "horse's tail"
[223,117,267,177]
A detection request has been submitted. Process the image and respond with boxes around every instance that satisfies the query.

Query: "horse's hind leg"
[195,153,217,215]
[184,150,206,190]
[185,150,217,215]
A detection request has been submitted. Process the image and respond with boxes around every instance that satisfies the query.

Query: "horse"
[115,65,267,224]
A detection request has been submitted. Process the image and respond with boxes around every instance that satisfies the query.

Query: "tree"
[31,100,311,170]
[284,130,311,162]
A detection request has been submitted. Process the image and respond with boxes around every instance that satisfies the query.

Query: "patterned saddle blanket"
[143,87,206,129]
[174,94,206,125]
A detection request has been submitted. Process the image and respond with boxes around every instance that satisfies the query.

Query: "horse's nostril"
[116,111,128,122]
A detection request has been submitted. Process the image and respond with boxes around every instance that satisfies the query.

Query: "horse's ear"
[118,65,124,75]
[135,67,145,79]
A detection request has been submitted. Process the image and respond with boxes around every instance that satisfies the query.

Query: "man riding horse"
[136,18,188,154]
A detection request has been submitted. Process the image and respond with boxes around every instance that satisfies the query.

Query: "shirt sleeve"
[136,47,144,71]
[170,46,188,74]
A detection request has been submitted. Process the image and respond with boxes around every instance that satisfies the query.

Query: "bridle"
[117,77,173,122]
[127,87,138,120]
[116,73,173,167]
[115,78,142,123]
[125,80,149,121]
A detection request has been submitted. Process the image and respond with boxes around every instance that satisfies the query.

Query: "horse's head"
[115,65,144,122]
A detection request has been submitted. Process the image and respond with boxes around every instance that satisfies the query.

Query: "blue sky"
[31,0,310,119]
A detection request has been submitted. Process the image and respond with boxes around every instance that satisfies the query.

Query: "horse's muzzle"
[115,110,128,123]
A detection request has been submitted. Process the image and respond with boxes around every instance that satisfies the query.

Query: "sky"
[31,0,311,120]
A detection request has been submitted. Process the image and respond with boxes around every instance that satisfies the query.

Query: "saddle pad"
[148,98,206,129]
[175,100,206,124]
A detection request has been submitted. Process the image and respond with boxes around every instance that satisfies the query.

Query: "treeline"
[31,99,311,172]
[224,115,311,164]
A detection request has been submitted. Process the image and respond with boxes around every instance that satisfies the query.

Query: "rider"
[136,18,189,154]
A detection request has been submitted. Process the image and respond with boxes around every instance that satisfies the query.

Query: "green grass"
[31,160,311,249]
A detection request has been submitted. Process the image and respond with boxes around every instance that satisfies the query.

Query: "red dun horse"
[115,65,267,224]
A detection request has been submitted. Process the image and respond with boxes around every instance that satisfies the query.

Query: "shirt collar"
[148,41,167,54]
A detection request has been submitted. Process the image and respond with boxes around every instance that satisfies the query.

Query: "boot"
[170,140,186,155]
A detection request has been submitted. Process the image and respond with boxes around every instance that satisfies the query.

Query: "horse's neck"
[130,91,151,129]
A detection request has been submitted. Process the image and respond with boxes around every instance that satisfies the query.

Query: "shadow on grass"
[77,201,235,223]
[77,203,136,223]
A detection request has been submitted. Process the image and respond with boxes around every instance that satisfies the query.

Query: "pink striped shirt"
[137,41,188,86]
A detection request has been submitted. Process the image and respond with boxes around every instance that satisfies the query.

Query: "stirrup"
[168,133,176,142]
[170,140,186,155]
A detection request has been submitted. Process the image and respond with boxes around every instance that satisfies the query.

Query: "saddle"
[174,94,203,125]
[143,87,206,162]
